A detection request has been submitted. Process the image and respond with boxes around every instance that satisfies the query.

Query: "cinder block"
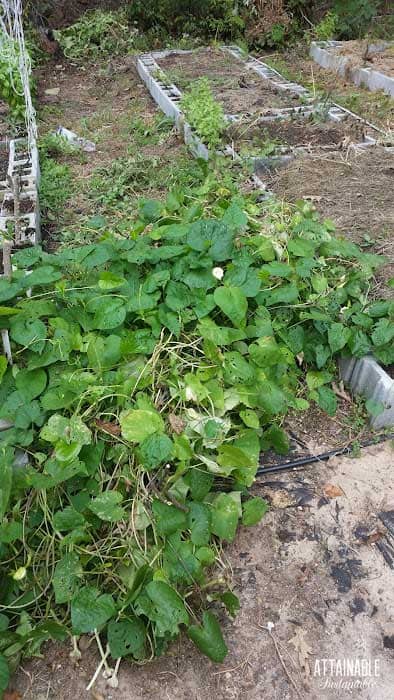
[310,41,394,98]
[340,356,394,428]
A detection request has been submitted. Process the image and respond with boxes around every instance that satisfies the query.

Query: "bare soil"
[227,113,372,154]
[334,40,394,78]
[0,150,9,181]
[11,442,394,700]
[157,48,307,114]
[266,146,394,298]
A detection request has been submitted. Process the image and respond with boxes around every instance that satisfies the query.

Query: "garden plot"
[311,40,394,97]
[266,146,394,298]
[156,47,310,114]
[227,111,376,158]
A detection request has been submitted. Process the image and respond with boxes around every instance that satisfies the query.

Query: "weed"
[54,9,138,61]
[181,79,226,149]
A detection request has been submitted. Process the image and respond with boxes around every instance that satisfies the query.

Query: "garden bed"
[310,40,394,97]
[266,146,394,298]
[157,47,309,114]
[226,111,375,155]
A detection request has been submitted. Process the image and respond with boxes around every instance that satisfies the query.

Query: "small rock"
[45,87,60,96]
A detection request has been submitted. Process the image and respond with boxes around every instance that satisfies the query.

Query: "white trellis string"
[0,0,37,152]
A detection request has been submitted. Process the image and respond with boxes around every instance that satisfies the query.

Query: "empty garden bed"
[227,112,374,155]
[157,47,309,114]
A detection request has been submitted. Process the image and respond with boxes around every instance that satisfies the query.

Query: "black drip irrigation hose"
[257,432,394,476]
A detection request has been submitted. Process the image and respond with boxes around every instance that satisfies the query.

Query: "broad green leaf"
[144,581,189,637]
[371,318,394,346]
[214,286,247,328]
[53,552,83,604]
[261,424,289,455]
[186,219,234,262]
[10,316,47,353]
[188,612,227,663]
[220,591,240,617]
[328,323,351,353]
[53,506,86,531]
[15,368,47,401]
[188,468,214,501]
[0,521,23,543]
[242,497,269,526]
[0,654,9,692]
[120,409,164,443]
[239,409,260,429]
[98,272,126,290]
[138,433,173,470]
[211,493,240,542]
[71,586,116,634]
[0,356,6,384]
[92,298,126,330]
[0,447,13,520]
[165,281,190,312]
[107,617,146,659]
[306,370,332,390]
[88,491,125,522]
[152,500,187,536]
[188,502,211,546]
[317,386,337,416]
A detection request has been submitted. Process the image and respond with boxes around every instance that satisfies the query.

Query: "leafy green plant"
[55,9,138,61]
[0,37,27,121]
[315,11,339,40]
[0,185,393,685]
[333,0,378,39]
[38,139,73,222]
[181,79,226,149]
[126,0,244,39]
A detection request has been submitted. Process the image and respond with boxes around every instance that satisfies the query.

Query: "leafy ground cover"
[0,181,393,690]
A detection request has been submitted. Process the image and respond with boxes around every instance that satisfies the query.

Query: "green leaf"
[188,612,228,663]
[15,368,47,401]
[71,586,116,634]
[144,581,189,637]
[220,591,240,617]
[53,552,83,604]
[306,370,332,390]
[328,323,351,353]
[165,281,190,312]
[0,356,7,384]
[242,497,269,526]
[371,318,394,346]
[0,654,9,692]
[10,316,47,353]
[92,298,126,330]
[98,272,126,290]
[261,424,289,455]
[120,409,164,443]
[189,468,214,501]
[186,220,233,262]
[317,386,337,416]
[214,286,248,328]
[138,433,173,470]
[239,409,260,429]
[107,617,146,659]
[152,499,187,536]
[88,491,125,522]
[0,447,13,520]
[188,502,211,546]
[211,493,240,542]
[53,506,86,531]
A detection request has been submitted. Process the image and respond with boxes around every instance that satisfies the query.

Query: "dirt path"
[12,442,394,700]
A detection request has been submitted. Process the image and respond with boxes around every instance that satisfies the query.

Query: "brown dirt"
[2,198,34,214]
[334,40,394,79]
[266,146,394,298]
[158,48,307,114]
[0,149,9,181]
[10,442,394,700]
[228,113,373,154]
[32,0,127,29]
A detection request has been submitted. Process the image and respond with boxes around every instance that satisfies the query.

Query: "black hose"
[257,432,394,476]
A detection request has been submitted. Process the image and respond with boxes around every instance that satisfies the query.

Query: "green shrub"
[315,11,339,40]
[333,0,378,39]
[126,0,244,39]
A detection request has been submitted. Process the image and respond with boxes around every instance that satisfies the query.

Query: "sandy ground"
[11,442,394,700]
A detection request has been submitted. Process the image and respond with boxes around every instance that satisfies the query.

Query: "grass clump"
[181,79,227,149]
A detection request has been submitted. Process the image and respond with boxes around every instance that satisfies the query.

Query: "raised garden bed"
[156,47,311,115]
[311,40,394,97]
[226,111,376,157]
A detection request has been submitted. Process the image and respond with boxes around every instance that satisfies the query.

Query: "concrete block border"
[310,40,394,98]
[0,137,41,246]
[339,356,394,429]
